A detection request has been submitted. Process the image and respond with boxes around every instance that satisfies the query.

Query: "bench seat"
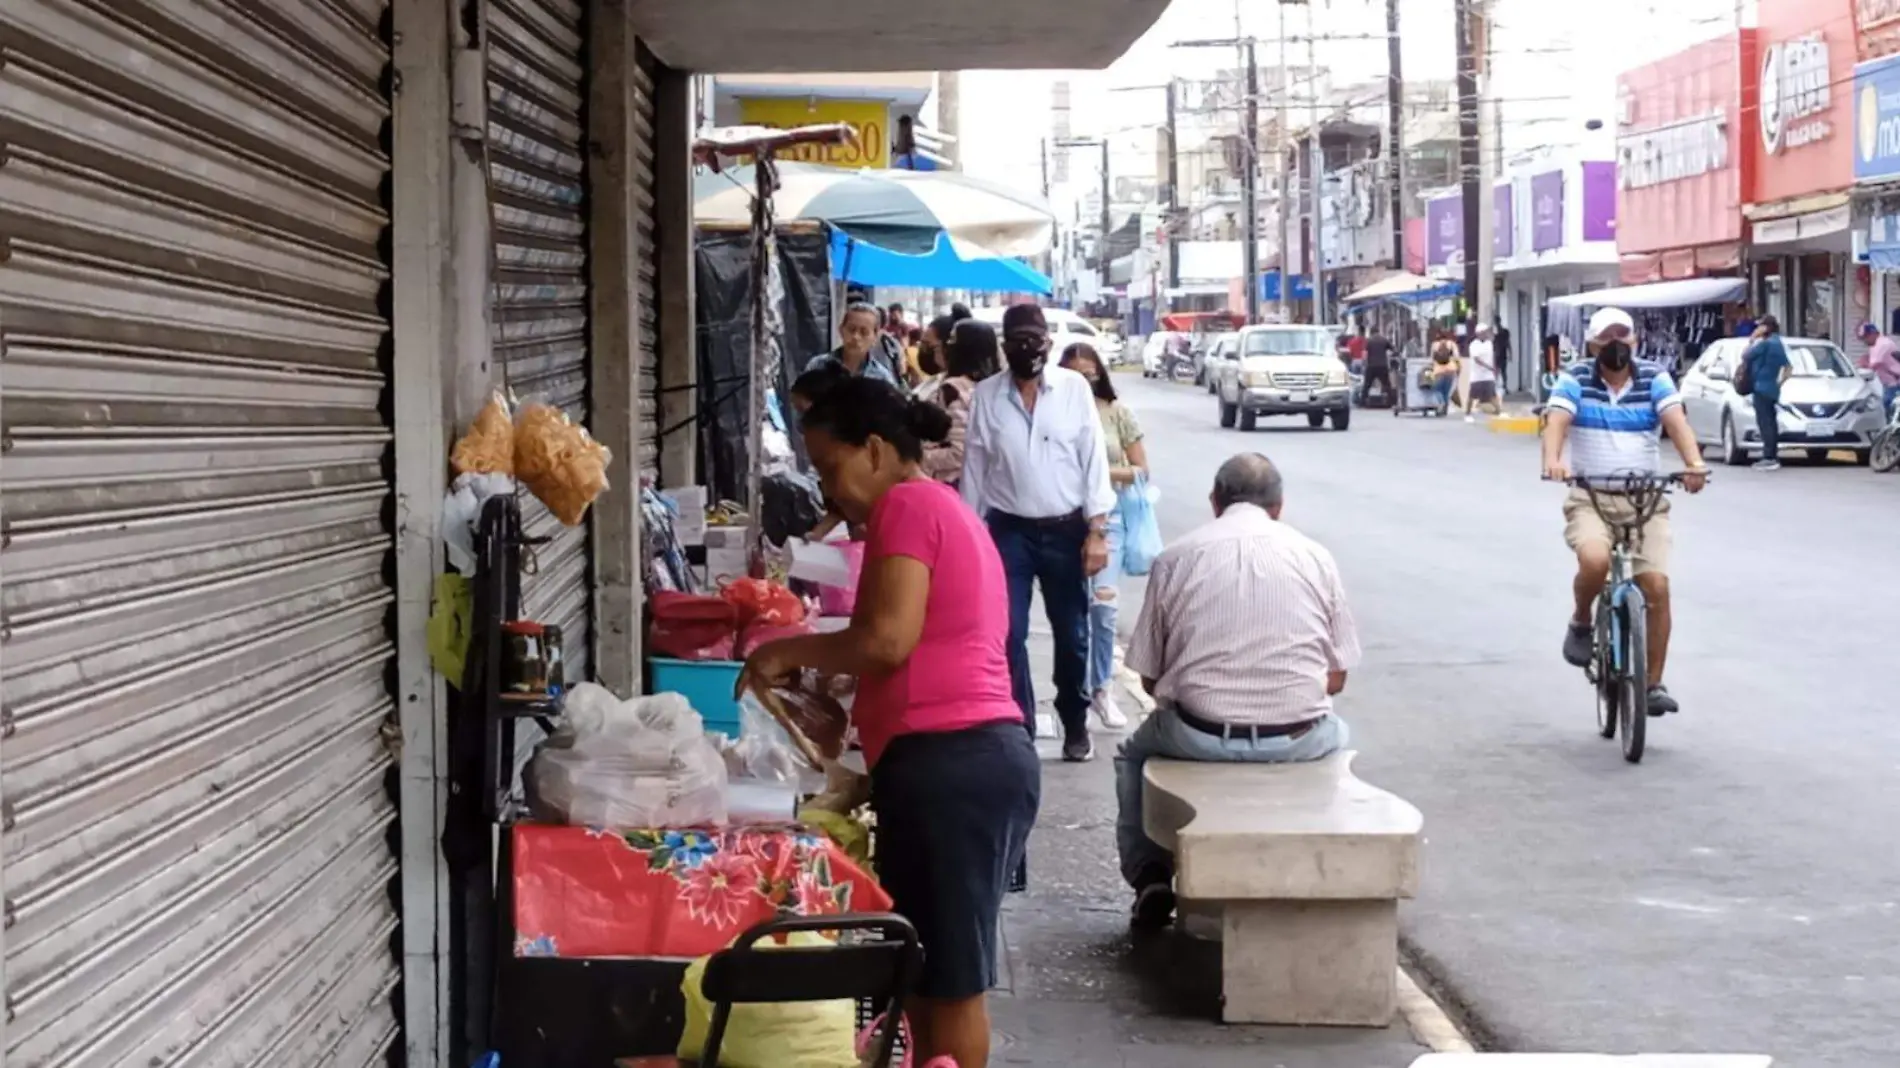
[1143,750,1423,1027]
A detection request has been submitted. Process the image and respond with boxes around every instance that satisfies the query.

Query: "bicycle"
[1871,399,1900,473]
[1560,472,1697,764]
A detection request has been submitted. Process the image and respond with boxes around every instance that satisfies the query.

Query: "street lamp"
[1055,137,1114,294]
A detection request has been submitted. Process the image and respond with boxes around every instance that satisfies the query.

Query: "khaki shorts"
[1562,488,1672,576]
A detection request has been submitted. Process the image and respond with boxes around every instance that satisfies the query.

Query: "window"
[1070,322,1098,337]
[1244,329,1332,356]
[1787,343,1853,378]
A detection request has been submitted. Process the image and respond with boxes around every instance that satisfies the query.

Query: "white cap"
[1587,306,1635,341]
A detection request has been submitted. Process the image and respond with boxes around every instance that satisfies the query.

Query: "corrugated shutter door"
[0,2,399,1066]
[486,0,591,763]
[633,47,661,481]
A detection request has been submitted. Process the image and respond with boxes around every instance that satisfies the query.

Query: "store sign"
[1494,182,1514,257]
[1582,161,1617,241]
[1854,53,1900,181]
[1427,194,1464,267]
[1531,170,1565,251]
[1859,0,1900,59]
[1761,32,1834,153]
[1752,205,1851,243]
[1617,110,1730,189]
[737,97,891,169]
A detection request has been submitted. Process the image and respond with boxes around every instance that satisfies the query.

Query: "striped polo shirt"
[1546,359,1683,478]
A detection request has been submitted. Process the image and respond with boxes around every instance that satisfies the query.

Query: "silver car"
[1678,336,1886,465]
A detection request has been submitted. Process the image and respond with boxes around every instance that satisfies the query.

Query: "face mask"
[1004,339,1046,379]
[1597,341,1632,371]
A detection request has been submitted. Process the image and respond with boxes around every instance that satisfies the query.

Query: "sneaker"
[1130,867,1177,929]
[1062,731,1095,763]
[1646,684,1679,717]
[1562,620,1595,668]
[1753,459,1782,471]
[1092,689,1129,730]
[1464,414,1476,424]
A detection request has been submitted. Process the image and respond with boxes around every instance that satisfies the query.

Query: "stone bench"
[1406,1048,1770,1056]
[1411,1058,1772,1067]
[1142,750,1423,1027]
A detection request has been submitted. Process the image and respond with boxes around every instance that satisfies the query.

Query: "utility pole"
[1099,139,1113,293]
[1165,78,1181,298]
[1241,40,1261,324]
[1455,0,1481,328]
[1386,0,1405,269]
[1473,0,1496,334]
[1305,0,1326,325]
[1276,6,1292,320]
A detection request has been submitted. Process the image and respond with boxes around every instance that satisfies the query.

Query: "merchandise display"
[515,401,612,525]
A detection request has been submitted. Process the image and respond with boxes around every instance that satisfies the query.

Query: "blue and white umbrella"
[694,162,1056,258]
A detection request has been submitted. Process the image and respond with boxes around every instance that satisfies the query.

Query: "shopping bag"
[677,931,859,1068]
[1119,474,1164,577]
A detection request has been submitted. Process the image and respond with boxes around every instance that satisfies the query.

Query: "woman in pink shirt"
[738,376,1039,1068]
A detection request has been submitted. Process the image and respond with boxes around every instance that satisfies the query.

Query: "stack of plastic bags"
[524,684,727,827]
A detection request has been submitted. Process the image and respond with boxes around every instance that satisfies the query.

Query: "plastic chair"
[699,913,923,1068]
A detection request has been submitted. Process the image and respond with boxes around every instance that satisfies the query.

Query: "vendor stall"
[1546,277,1746,376]
[1341,272,1464,415]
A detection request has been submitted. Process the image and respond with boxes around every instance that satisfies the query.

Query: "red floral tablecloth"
[512,823,889,959]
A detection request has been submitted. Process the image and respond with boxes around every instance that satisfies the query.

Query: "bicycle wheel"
[1872,428,1900,473]
[1592,602,1617,740]
[1617,589,1649,764]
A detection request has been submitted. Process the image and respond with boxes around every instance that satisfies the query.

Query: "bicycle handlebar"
[1549,472,1701,491]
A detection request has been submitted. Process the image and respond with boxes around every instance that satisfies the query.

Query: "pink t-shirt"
[854,479,1020,766]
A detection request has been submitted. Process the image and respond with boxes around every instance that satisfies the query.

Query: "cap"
[1586,307,1635,341]
[1001,303,1048,336]
[1861,321,1880,336]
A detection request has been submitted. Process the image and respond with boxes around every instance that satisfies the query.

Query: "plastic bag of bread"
[450,391,515,476]
[514,401,611,526]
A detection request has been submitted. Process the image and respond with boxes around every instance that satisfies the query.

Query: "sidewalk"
[988,631,1431,1067]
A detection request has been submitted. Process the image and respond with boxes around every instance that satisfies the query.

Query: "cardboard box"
[661,485,708,546]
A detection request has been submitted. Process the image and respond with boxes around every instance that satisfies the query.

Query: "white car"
[1678,336,1886,465]
[974,306,1120,363]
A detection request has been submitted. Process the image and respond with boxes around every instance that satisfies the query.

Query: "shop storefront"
[1745,0,1863,350]
[1614,32,1754,284]
[1496,155,1621,388]
[1854,37,1900,336]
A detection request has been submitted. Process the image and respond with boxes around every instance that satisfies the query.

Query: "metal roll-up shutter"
[486,0,592,745]
[0,2,399,1066]
[632,46,661,482]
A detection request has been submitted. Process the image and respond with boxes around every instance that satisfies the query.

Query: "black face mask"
[1004,338,1047,380]
[1597,341,1632,372]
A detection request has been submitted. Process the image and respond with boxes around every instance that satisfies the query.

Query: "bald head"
[1212,452,1284,517]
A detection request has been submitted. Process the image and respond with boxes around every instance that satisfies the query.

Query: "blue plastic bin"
[648,657,744,737]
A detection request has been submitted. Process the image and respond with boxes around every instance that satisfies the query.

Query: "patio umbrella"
[694,162,1056,258]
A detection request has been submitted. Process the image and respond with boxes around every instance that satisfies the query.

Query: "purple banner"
[1493,182,1515,257]
[1531,170,1564,252]
[1426,195,1463,267]
[1582,160,1616,243]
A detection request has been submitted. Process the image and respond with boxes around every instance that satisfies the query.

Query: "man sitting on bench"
[1116,452,1363,928]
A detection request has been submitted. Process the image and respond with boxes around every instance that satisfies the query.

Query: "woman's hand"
[734,640,801,700]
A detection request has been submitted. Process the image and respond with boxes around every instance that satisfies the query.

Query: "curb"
[1488,414,1540,435]
[1398,967,1476,1053]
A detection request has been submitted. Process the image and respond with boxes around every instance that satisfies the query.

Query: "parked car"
[1213,324,1354,431]
[1140,331,1189,377]
[1678,336,1886,465]
[1200,333,1240,392]
[971,306,1120,364]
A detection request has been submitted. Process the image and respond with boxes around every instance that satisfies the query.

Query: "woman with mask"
[738,377,1039,1068]
[1059,342,1147,731]
[920,318,999,487]
[913,313,961,399]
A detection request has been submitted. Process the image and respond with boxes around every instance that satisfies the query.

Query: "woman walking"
[1058,342,1147,730]
[739,377,1039,1068]
[920,318,999,487]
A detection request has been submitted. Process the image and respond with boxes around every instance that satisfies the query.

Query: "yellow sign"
[737,97,891,170]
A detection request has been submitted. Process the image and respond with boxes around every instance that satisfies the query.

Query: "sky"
[958,0,1757,213]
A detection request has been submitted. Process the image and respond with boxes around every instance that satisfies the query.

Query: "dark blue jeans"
[1752,391,1780,462]
[988,511,1091,740]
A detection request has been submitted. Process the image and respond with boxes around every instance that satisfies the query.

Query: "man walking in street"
[1362,328,1396,407]
[1743,315,1793,471]
[1115,453,1360,928]
[1860,321,1900,416]
[1465,323,1500,422]
[962,304,1117,762]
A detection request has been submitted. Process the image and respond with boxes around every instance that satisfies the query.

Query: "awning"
[1546,277,1744,309]
[1341,270,1461,305]
[830,229,1051,294]
[1870,213,1900,273]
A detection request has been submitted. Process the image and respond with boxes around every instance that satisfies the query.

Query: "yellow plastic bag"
[677,930,859,1068]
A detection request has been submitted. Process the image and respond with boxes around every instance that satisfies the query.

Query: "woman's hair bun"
[905,396,953,444]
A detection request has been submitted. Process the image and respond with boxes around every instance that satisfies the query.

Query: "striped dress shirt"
[1125,504,1361,727]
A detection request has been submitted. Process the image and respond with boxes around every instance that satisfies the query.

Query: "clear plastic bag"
[525,685,728,827]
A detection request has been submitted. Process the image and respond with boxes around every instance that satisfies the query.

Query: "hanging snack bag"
[450,391,516,476]
[514,402,612,525]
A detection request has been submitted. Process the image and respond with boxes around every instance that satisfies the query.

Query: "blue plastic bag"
[1119,474,1164,577]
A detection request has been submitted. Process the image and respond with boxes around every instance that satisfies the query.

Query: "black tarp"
[692,227,833,503]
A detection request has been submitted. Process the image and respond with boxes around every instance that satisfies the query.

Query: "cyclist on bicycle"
[1541,307,1708,716]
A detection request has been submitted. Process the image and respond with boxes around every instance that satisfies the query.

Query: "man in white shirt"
[1465,322,1500,421]
[1118,453,1361,928]
[962,304,1117,762]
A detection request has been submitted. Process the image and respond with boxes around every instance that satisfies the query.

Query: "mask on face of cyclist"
[1596,340,1632,372]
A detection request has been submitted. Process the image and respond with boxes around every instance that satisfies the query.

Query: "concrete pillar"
[656,64,699,491]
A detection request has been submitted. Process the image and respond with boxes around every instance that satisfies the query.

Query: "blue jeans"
[1884,383,1900,418]
[988,511,1091,739]
[1114,706,1350,887]
[1753,391,1780,462]
[1432,375,1454,408]
[1087,509,1125,696]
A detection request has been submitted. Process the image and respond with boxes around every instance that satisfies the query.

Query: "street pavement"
[992,637,1429,1067]
[1106,371,1898,1064]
